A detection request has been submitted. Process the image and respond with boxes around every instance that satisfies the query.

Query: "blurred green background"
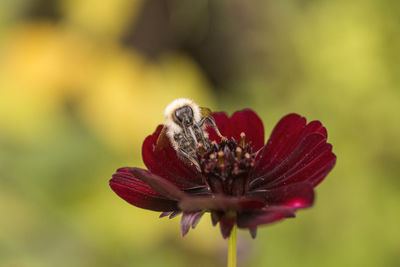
[1,0,399,266]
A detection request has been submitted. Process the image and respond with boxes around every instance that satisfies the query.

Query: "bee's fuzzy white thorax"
[163,98,202,140]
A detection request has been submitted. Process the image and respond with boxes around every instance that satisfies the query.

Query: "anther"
[235,146,242,159]
[209,153,216,160]
[211,140,218,150]
[240,132,246,147]
[244,152,250,159]
[197,143,205,155]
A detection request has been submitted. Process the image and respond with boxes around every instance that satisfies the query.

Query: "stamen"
[198,137,256,196]
[217,151,225,166]
[211,141,218,150]
[240,132,246,147]
[235,147,242,159]
[197,143,205,155]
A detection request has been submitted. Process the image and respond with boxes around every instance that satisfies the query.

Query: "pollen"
[197,137,256,196]
[197,143,205,154]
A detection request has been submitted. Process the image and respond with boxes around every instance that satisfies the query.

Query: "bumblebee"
[156,98,223,170]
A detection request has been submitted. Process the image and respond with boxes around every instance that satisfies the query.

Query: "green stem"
[227,224,237,267]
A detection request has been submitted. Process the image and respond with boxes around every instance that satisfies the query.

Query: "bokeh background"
[1,0,399,266]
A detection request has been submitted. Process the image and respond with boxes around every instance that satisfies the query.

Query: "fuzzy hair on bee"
[163,98,205,150]
[156,98,223,170]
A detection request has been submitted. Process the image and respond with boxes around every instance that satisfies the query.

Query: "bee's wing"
[200,107,212,117]
[156,125,170,150]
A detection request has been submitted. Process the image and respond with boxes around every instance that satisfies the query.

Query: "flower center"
[197,133,256,196]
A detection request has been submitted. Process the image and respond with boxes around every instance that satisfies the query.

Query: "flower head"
[110,110,336,238]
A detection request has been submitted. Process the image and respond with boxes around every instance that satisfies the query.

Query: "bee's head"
[164,98,201,131]
[174,105,194,126]
[163,98,202,138]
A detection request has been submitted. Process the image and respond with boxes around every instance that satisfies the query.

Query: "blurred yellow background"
[0,0,399,266]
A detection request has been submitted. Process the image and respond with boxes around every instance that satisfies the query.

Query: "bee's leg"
[193,123,208,148]
[189,127,199,144]
[182,124,198,145]
[182,123,190,140]
[178,148,200,171]
[198,116,224,139]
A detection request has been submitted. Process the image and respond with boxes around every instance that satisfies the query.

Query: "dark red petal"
[208,110,265,152]
[251,133,329,188]
[183,185,212,196]
[211,211,222,226]
[248,182,315,208]
[127,167,186,200]
[308,156,336,186]
[219,212,236,239]
[178,195,265,212]
[181,211,204,237]
[142,125,203,188]
[254,114,331,180]
[159,211,173,218]
[237,206,296,229]
[229,109,265,152]
[207,112,232,142]
[272,148,336,187]
[169,210,182,219]
[305,120,328,137]
[159,210,182,219]
[249,228,257,239]
[110,168,178,212]
[254,114,306,174]
[273,142,334,187]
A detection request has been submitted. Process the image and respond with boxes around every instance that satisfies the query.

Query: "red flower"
[110,110,336,238]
